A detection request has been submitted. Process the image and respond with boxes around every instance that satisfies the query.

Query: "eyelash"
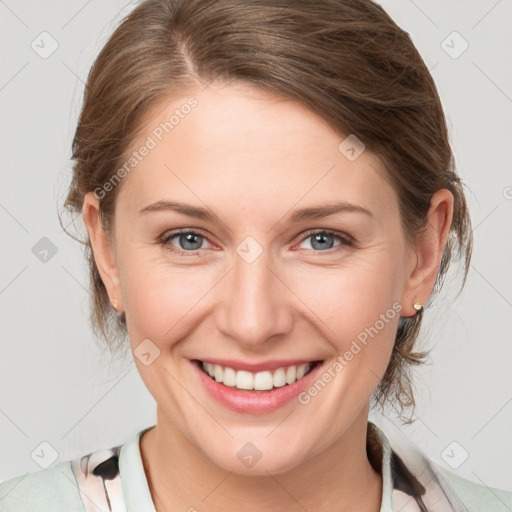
[158,228,354,257]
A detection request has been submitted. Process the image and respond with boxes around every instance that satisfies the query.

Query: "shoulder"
[371,421,512,512]
[438,466,512,512]
[0,428,152,512]
[0,461,84,512]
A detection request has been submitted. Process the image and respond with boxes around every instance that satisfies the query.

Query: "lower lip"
[191,359,324,414]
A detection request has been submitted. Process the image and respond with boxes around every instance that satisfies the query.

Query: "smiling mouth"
[194,359,323,392]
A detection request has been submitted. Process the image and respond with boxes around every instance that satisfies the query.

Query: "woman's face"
[85,82,439,475]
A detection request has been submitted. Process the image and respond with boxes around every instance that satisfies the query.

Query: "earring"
[112,299,119,311]
[413,303,423,313]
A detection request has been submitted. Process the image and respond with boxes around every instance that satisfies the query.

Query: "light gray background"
[1,0,511,494]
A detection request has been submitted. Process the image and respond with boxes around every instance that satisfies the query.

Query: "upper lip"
[193,358,322,373]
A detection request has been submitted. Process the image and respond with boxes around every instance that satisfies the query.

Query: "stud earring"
[112,299,119,311]
[413,303,423,313]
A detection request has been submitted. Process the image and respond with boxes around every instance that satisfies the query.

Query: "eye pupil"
[311,232,335,250]
[180,233,202,250]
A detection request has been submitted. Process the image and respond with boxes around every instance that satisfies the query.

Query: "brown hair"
[62,0,473,422]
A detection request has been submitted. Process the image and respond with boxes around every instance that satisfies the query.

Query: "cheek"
[118,235,406,360]
[289,253,404,380]
[294,255,403,330]
[118,248,215,342]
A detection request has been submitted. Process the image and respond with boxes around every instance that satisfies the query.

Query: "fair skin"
[83,82,453,512]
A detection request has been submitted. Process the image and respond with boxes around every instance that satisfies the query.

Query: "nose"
[215,244,293,349]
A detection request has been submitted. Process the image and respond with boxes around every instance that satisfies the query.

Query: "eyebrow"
[138,200,373,223]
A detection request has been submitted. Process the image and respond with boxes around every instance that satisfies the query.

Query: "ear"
[82,191,124,312]
[400,188,454,317]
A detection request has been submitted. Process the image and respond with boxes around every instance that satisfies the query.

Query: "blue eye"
[298,230,353,252]
[159,228,353,256]
[160,230,210,255]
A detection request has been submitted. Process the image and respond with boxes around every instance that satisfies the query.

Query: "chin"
[205,440,307,476]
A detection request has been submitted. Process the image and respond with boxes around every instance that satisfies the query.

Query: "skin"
[82,81,453,512]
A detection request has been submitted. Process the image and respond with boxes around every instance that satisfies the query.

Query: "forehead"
[116,82,397,222]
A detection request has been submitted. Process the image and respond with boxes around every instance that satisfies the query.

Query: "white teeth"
[285,365,296,384]
[236,370,253,390]
[223,366,236,387]
[200,361,315,391]
[205,362,215,378]
[297,364,307,380]
[273,368,286,388]
[253,371,273,390]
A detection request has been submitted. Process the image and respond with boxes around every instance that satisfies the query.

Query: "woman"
[0,0,510,510]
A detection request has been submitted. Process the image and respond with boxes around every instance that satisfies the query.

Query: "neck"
[140,407,382,512]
